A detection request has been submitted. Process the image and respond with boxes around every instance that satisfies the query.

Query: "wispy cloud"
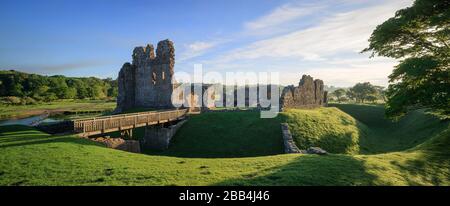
[195,0,413,86]
[243,2,325,34]
[216,0,412,62]
[9,60,115,75]
[178,40,226,62]
[301,58,398,87]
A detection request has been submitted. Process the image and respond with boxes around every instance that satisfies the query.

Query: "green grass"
[281,107,368,154]
[155,111,283,158]
[105,111,283,158]
[281,104,449,155]
[0,99,116,120]
[330,104,448,154]
[0,104,448,186]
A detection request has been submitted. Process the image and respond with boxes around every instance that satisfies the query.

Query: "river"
[0,114,62,126]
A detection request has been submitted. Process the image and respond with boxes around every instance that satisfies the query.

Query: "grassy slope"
[106,111,283,158]
[281,107,369,154]
[283,105,448,155]
[156,111,283,158]
[0,105,449,186]
[330,104,448,154]
[0,99,116,120]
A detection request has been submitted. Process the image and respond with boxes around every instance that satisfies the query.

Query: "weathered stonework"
[280,123,301,153]
[116,40,326,112]
[141,120,187,151]
[91,137,141,153]
[280,75,328,110]
[116,40,175,112]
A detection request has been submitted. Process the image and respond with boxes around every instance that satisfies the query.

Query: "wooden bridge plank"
[73,109,188,137]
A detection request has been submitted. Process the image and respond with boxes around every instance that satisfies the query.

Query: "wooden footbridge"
[72,109,188,137]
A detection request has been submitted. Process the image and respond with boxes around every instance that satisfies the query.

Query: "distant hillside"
[0,70,117,103]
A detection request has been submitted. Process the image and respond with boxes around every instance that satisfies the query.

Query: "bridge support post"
[120,129,133,140]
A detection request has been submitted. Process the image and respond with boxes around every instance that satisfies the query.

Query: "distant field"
[0,99,116,120]
[0,104,448,186]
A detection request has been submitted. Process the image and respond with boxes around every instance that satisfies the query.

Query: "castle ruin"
[280,75,328,110]
[116,40,175,112]
[115,39,327,113]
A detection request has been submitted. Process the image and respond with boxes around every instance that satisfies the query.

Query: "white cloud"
[244,2,324,33]
[179,0,414,87]
[303,59,398,87]
[217,0,412,62]
[179,40,222,61]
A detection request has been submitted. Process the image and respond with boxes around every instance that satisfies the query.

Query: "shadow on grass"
[330,103,449,154]
[142,111,285,158]
[215,154,379,186]
[388,128,450,185]
[0,125,101,149]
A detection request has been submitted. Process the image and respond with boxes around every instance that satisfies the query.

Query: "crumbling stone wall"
[280,75,328,110]
[141,120,187,151]
[115,39,175,112]
[91,137,141,153]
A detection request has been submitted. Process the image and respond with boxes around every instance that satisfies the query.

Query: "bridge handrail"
[72,108,188,133]
[73,108,185,122]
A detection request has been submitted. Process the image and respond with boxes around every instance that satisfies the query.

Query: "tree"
[348,82,378,103]
[63,87,78,99]
[374,86,386,102]
[366,95,378,103]
[363,0,449,119]
[332,88,346,103]
[48,76,69,99]
[0,70,118,101]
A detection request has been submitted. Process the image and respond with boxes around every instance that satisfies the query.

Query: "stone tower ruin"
[116,39,175,112]
[280,75,328,110]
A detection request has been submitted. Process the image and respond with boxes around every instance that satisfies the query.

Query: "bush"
[0,96,22,105]
[22,97,37,105]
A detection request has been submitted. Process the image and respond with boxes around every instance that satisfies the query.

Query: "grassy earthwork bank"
[0,99,116,120]
[0,104,448,185]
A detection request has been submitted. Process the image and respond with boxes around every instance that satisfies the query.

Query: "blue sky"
[0,0,413,87]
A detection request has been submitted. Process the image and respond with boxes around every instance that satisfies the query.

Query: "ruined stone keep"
[280,75,328,110]
[115,40,327,112]
[116,40,175,112]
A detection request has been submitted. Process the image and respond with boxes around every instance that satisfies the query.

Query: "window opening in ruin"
[152,72,157,85]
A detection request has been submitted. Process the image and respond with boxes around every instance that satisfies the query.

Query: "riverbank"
[0,99,117,121]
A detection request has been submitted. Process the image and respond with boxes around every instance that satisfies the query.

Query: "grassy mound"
[331,104,448,154]
[282,104,449,155]
[281,107,368,154]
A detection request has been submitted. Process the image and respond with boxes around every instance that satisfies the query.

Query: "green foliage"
[347,82,379,103]
[0,96,37,105]
[0,70,118,103]
[0,96,22,105]
[363,0,450,119]
[332,88,347,103]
